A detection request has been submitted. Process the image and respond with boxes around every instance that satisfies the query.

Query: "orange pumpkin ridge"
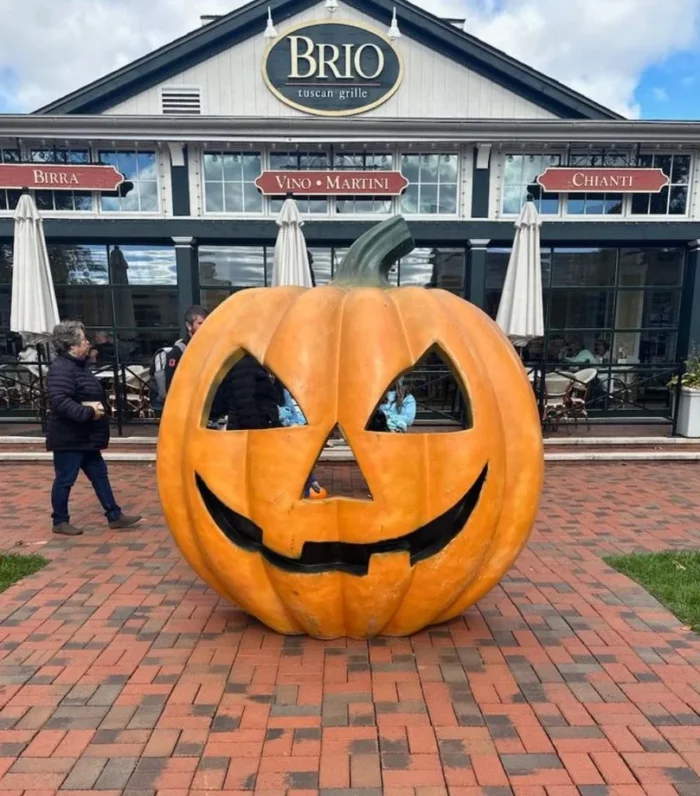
[157,215,544,639]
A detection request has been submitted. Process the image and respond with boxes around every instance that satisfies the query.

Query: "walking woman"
[47,321,141,536]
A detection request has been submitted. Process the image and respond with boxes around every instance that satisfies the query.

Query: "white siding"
[104,4,557,120]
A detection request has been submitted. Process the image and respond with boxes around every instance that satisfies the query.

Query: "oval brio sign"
[263,20,403,117]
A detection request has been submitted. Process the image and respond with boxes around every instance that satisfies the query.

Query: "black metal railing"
[0,357,683,436]
[403,366,469,427]
[527,359,682,432]
[0,357,157,436]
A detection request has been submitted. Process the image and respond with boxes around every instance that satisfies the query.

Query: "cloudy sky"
[0,0,699,118]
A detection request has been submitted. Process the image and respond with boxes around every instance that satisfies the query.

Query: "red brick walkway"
[1,462,700,796]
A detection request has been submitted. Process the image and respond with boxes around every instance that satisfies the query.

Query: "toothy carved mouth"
[195,466,487,576]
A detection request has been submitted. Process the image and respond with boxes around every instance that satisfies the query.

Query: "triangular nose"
[303,424,372,500]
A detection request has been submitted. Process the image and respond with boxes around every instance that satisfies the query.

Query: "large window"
[631,153,691,216]
[197,245,464,310]
[0,147,161,215]
[0,244,11,285]
[485,246,684,365]
[198,245,266,309]
[30,148,93,212]
[198,148,463,217]
[98,150,159,212]
[400,153,458,215]
[0,243,179,361]
[269,151,329,215]
[0,149,21,212]
[502,151,692,217]
[399,248,464,293]
[334,152,393,215]
[0,246,10,352]
[203,152,262,213]
[566,152,629,216]
[502,153,561,216]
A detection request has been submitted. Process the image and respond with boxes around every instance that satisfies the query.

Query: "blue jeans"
[51,450,121,525]
[304,473,319,498]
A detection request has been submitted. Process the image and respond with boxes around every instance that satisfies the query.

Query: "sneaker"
[108,513,142,530]
[52,522,83,536]
[307,483,328,500]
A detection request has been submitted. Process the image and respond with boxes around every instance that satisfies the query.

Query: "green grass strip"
[0,553,48,595]
[604,550,700,633]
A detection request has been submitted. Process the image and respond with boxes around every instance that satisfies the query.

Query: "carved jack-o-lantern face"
[157,217,543,639]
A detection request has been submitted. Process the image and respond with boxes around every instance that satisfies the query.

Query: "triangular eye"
[301,424,372,501]
[205,350,307,430]
[365,345,472,433]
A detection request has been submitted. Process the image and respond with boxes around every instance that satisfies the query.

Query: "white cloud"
[0,0,242,111]
[457,0,700,117]
[0,0,698,116]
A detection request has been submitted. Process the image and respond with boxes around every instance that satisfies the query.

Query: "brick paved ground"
[1,461,700,796]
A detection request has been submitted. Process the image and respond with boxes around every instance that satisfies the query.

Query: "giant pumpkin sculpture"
[157,216,543,639]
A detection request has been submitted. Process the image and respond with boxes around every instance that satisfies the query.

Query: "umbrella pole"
[113,359,125,439]
[36,342,48,434]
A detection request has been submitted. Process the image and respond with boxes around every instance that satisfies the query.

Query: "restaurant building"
[2,0,700,421]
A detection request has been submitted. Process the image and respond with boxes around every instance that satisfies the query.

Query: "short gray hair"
[52,321,86,354]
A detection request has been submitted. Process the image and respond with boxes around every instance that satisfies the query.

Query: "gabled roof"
[35,0,622,120]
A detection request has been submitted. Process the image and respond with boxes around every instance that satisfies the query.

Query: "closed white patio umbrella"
[271,197,313,287]
[11,193,60,341]
[495,199,544,349]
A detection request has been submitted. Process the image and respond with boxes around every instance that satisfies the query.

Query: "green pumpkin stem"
[332,215,415,288]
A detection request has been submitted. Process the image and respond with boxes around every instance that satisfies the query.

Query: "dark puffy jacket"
[163,336,188,394]
[224,354,281,430]
[46,353,110,452]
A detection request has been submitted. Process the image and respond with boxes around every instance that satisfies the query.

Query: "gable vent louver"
[161,87,202,115]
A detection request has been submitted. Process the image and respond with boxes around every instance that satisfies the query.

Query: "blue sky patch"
[636,51,700,119]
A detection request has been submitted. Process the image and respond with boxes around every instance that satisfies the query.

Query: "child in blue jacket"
[379,378,417,432]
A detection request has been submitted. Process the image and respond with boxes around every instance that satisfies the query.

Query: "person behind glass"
[564,337,597,365]
[223,354,282,430]
[379,378,417,432]
[47,321,142,536]
[92,330,116,365]
[594,338,611,363]
[546,335,566,362]
[163,305,209,393]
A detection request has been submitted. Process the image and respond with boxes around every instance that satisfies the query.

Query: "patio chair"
[0,372,11,410]
[109,365,153,419]
[566,367,597,429]
[542,373,573,432]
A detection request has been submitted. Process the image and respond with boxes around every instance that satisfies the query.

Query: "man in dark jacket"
[163,305,209,394]
[224,354,282,430]
[47,321,141,536]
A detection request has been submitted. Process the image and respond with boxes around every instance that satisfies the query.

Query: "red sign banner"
[254,170,408,196]
[0,164,125,192]
[537,167,669,194]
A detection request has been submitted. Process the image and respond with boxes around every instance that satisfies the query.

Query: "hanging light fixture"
[324,0,339,12]
[264,7,278,40]
[387,7,401,40]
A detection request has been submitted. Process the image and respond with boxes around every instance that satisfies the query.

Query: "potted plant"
[668,348,700,437]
